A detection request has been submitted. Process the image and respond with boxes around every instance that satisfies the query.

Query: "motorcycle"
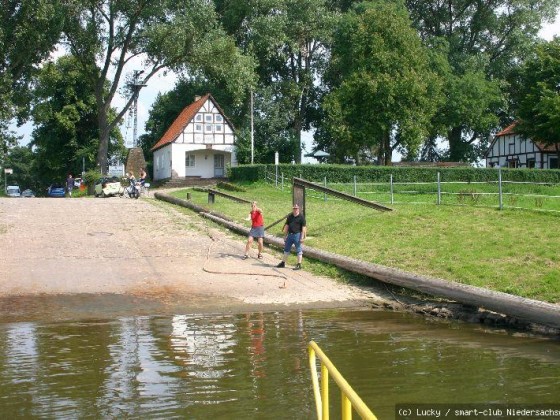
[124,178,140,199]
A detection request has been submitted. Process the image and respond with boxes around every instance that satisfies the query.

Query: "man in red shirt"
[243,201,265,260]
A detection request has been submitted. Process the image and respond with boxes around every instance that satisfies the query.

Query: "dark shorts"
[249,226,265,238]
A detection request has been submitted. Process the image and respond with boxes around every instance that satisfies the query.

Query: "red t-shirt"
[251,210,264,227]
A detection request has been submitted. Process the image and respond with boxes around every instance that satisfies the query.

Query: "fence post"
[324,176,327,201]
[498,167,503,210]
[275,165,278,187]
[281,172,284,191]
[353,176,357,197]
[437,172,441,205]
[390,174,394,205]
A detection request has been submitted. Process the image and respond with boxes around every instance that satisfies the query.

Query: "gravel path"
[0,196,386,321]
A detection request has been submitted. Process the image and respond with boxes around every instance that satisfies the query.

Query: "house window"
[194,124,202,132]
[205,124,213,133]
[550,157,559,169]
[508,160,518,168]
[205,114,213,123]
[215,114,223,123]
[509,143,515,154]
[527,159,536,169]
[215,124,223,132]
[195,114,202,122]
[185,154,195,167]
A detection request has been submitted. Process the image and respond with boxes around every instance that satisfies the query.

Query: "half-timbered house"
[150,94,237,181]
[485,123,559,169]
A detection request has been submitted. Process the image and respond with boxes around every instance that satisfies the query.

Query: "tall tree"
[405,0,559,162]
[30,55,123,184]
[62,0,254,174]
[515,38,560,164]
[0,0,65,156]
[216,0,338,163]
[318,1,442,165]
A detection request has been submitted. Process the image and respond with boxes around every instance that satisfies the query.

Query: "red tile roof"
[495,122,517,137]
[150,93,211,152]
[495,121,559,151]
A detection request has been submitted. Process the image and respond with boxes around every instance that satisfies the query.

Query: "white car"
[6,186,21,197]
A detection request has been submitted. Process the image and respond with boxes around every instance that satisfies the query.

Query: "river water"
[0,308,558,419]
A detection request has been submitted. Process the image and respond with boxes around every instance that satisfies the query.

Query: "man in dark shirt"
[277,203,307,270]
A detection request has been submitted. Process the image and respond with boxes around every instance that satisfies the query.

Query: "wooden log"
[293,177,392,212]
[155,192,560,329]
[207,188,252,203]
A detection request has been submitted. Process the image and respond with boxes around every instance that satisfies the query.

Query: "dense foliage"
[229,164,560,183]
[1,0,558,184]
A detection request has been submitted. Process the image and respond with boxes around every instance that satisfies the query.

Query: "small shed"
[150,94,237,181]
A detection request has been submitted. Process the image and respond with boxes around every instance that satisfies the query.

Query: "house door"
[214,154,225,177]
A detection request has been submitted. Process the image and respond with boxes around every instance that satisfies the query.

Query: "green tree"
[318,1,441,165]
[0,0,65,156]
[515,38,560,164]
[2,145,36,192]
[216,0,338,163]
[62,0,254,174]
[30,55,124,185]
[405,0,559,162]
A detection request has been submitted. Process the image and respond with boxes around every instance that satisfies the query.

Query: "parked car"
[47,184,66,198]
[94,177,124,197]
[21,189,35,198]
[6,185,21,197]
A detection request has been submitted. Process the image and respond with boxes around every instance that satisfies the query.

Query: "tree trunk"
[383,130,392,166]
[96,108,110,175]
[447,126,463,161]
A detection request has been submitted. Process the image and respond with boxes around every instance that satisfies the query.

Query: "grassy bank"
[169,182,560,304]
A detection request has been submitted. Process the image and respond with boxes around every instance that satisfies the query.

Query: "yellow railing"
[308,340,377,420]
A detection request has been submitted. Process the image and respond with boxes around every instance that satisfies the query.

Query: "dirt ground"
[0,195,389,322]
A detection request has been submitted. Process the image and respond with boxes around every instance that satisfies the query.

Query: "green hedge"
[229,164,560,184]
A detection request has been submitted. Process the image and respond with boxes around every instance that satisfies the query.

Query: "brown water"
[0,309,558,418]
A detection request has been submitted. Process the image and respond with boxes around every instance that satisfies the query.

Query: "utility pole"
[250,89,254,164]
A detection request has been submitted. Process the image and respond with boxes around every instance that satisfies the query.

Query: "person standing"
[243,201,265,260]
[139,168,147,187]
[66,174,74,197]
[277,203,307,270]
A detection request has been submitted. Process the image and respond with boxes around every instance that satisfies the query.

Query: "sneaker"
[242,255,249,260]
[276,261,285,268]
[258,254,263,260]
[294,263,302,270]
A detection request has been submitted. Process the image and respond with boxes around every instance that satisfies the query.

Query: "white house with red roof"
[150,94,237,181]
[485,123,559,169]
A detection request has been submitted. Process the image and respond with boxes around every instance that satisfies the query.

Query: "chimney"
[194,95,201,101]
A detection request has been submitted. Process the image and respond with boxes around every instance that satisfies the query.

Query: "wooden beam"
[207,188,252,204]
[293,177,392,212]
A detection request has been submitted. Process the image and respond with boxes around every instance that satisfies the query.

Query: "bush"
[230,164,560,184]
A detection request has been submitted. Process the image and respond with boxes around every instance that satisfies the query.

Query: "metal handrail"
[308,341,377,420]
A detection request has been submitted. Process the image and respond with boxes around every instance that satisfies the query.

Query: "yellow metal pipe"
[308,341,377,420]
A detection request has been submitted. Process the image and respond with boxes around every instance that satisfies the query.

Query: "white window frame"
[215,114,223,123]
[195,114,203,122]
[185,154,196,167]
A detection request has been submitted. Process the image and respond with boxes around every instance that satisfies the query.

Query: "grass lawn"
[169,182,560,304]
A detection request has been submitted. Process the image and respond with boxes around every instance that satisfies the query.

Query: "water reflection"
[0,310,557,418]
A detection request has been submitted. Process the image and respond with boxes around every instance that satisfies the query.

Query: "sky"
[12,14,560,164]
